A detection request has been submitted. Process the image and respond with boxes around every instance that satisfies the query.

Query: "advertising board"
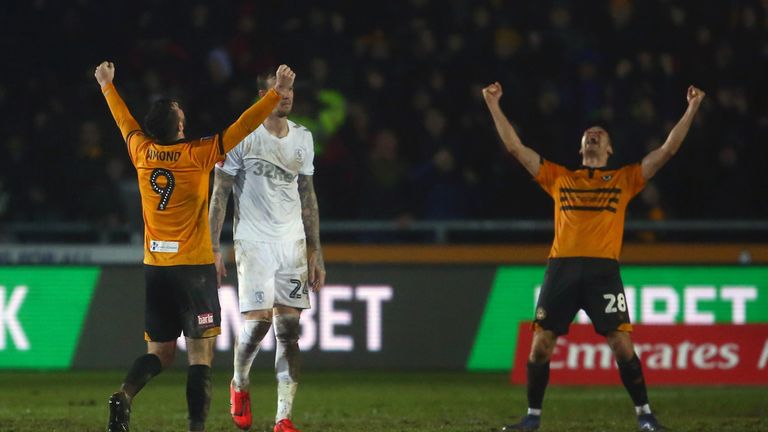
[1,265,766,378]
[511,323,768,385]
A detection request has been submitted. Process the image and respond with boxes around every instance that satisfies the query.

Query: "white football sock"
[276,381,298,422]
[232,319,271,390]
[274,314,301,422]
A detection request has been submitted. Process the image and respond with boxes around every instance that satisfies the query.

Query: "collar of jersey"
[154,138,189,146]
[577,163,618,171]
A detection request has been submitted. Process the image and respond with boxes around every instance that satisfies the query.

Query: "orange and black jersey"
[534,159,646,260]
[101,83,280,266]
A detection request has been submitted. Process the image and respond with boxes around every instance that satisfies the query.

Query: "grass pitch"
[0,370,765,432]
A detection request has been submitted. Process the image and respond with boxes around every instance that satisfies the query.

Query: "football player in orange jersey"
[483,82,705,432]
[96,60,295,432]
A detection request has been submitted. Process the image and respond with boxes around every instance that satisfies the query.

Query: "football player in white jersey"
[209,69,325,432]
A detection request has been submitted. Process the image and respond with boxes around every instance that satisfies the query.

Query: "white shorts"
[234,238,311,312]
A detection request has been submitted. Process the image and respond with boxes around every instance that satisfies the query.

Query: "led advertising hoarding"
[1,265,766,380]
[0,267,99,368]
[511,323,768,385]
[468,266,768,370]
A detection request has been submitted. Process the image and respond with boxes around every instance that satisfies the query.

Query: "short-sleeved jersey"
[534,159,646,260]
[101,83,280,266]
[217,120,314,242]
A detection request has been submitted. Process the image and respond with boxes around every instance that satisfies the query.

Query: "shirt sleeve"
[101,83,144,163]
[220,89,281,154]
[622,163,646,198]
[299,132,315,176]
[534,159,566,196]
[217,141,244,176]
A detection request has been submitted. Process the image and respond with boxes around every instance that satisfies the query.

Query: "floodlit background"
[1,0,766,233]
[0,1,767,431]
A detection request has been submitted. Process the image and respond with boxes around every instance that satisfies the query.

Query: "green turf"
[0,371,765,432]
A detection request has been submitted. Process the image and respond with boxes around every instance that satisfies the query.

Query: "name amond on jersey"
[146,149,181,161]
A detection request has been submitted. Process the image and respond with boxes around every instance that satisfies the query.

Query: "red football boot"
[274,418,301,432]
[230,381,252,430]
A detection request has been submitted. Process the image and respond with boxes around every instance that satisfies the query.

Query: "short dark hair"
[144,98,180,143]
[257,70,276,91]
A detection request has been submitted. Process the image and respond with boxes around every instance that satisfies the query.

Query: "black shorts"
[144,264,221,342]
[533,257,631,336]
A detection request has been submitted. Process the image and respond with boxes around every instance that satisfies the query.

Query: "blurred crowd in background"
[1,0,766,233]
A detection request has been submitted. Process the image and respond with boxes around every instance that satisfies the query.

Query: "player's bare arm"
[221,65,296,152]
[482,81,542,177]
[298,175,325,292]
[209,169,236,287]
[641,85,705,180]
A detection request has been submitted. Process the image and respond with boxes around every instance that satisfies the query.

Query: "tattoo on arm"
[298,175,321,251]
[209,170,235,251]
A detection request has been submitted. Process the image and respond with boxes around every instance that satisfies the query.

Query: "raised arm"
[95,61,142,145]
[642,85,705,180]
[221,64,296,152]
[482,82,542,177]
[298,175,325,292]
[209,169,235,287]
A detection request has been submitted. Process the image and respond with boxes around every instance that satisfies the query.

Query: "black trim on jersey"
[560,187,621,194]
[126,129,143,144]
[154,137,190,147]
[561,205,617,213]
[216,132,224,155]
[559,196,620,203]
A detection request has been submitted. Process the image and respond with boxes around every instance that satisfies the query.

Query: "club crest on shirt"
[602,175,613,181]
[294,148,305,164]
[536,307,547,320]
[255,291,265,303]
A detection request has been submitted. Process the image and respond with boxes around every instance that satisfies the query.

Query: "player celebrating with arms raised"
[482,82,705,432]
[96,61,295,432]
[209,68,325,432]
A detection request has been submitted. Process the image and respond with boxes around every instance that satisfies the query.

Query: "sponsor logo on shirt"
[150,240,179,253]
[197,312,214,326]
[252,160,295,182]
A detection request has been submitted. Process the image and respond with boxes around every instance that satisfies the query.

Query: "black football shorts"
[144,264,221,342]
[533,257,631,336]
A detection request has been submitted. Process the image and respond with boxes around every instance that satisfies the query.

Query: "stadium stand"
[0,1,766,242]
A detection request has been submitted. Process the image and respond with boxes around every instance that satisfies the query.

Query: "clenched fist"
[686,85,705,107]
[482,81,503,105]
[95,61,115,89]
[274,64,296,98]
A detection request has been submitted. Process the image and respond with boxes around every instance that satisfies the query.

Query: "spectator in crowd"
[1,1,765,237]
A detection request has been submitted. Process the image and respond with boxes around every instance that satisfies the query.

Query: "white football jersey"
[217,120,314,242]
